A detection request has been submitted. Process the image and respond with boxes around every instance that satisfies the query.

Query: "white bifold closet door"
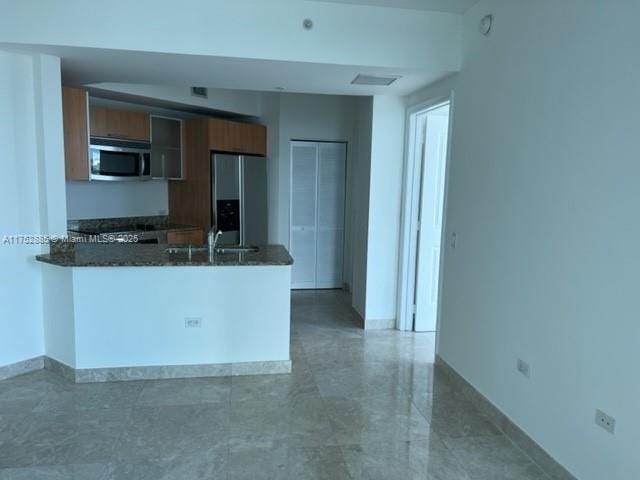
[290,141,346,289]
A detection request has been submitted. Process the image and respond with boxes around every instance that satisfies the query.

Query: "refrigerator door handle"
[239,155,245,246]
[211,153,217,233]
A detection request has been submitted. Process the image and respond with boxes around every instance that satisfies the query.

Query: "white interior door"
[414,109,449,332]
[316,142,346,288]
[290,143,318,289]
[290,141,346,290]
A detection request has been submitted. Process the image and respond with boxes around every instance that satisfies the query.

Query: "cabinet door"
[90,106,150,141]
[316,143,346,288]
[62,87,89,180]
[209,119,266,156]
[209,118,238,153]
[290,143,318,289]
[151,116,182,179]
[167,228,204,245]
[168,118,211,233]
[241,123,267,156]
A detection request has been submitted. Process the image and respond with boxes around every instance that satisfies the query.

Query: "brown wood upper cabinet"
[62,87,89,181]
[208,118,266,156]
[90,106,150,142]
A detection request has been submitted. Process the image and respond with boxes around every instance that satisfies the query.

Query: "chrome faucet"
[208,228,223,254]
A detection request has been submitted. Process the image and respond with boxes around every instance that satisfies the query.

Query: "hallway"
[0,290,548,479]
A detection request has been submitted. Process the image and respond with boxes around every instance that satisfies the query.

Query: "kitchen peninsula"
[37,242,293,383]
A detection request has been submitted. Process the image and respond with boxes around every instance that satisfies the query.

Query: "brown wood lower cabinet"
[167,228,204,245]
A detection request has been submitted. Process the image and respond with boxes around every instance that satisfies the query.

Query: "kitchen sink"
[165,245,208,254]
[165,245,259,254]
[215,246,259,254]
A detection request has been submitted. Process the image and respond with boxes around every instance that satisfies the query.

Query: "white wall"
[349,97,373,317]
[0,51,66,368]
[261,93,282,246]
[363,96,406,324]
[66,181,168,220]
[418,1,640,478]
[89,83,261,117]
[69,266,290,368]
[407,74,458,108]
[0,0,461,74]
[33,55,67,235]
[42,266,76,367]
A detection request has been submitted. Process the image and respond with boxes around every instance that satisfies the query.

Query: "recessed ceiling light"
[351,74,401,86]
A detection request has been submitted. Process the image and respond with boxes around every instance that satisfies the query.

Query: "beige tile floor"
[0,289,549,479]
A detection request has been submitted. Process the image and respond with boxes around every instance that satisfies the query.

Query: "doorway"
[397,101,451,332]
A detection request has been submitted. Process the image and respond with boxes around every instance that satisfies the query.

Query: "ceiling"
[0,0,468,100]
[307,0,481,14]
[3,44,454,97]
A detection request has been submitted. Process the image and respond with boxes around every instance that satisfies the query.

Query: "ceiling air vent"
[191,87,208,98]
[351,74,401,86]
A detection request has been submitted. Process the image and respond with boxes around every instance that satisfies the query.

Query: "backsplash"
[66,180,168,220]
[67,215,170,232]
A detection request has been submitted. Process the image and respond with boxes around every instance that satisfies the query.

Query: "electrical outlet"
[451,232,457,249]
[184,317,202,328]
[517,358,530,378]
[595,409,616,434]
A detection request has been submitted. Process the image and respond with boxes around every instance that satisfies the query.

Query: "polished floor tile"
[227,442,351,480]
[33,380,145,413]
[0,370,67,414]
[324,393,430,446]
[0,463,108,480]
[341,437,470,480]
[136,377,230,407]
[230,372,317,403]
[115,404,229,461]
[443,434,549,479]
[0,408,130,468]
[229,393,336,448]
[102,451,228,480]
[0,289,549,479]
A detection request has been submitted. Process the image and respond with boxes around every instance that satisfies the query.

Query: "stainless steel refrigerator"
[211,153,268,246]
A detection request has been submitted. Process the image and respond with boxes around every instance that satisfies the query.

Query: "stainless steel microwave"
[89,137,151,181]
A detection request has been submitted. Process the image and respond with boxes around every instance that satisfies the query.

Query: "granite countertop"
[67,224,199,235]
[36,243,293,267]
[67,216,200,236]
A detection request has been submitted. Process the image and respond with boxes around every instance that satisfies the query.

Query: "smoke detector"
[351,74,401,86]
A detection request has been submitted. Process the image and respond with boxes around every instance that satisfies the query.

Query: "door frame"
[396,93,455,334]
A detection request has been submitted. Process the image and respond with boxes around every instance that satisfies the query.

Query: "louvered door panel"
[290,143,318,289]
[316,143,346,288]
[316,228,344,288]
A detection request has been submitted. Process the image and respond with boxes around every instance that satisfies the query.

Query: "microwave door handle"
[140,153,146,178]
